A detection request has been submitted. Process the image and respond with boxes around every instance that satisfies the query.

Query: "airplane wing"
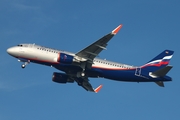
[74,77,103,93]
[72,24,121,92]
[75,24,122,64]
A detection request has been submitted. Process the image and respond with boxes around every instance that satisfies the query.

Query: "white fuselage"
[7,44,135,70]
[7,43,173,89]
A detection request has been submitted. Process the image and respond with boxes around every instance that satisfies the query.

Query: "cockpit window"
[17,44,23,47]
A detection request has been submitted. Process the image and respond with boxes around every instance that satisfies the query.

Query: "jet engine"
[57,53,74,64]
[52,72,74,83]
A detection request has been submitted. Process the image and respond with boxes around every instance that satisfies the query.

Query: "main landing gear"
[76,62,86,77]
[81,72,85,77]
[77,70,85,77]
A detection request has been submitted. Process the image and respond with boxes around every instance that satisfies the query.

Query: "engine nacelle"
[52,72,74,84]
[57,53,74,64]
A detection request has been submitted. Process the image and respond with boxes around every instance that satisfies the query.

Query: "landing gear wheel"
[21,61,30,69]
[81,72,85,77]
[21,64,25,68]
[77,72,86,77]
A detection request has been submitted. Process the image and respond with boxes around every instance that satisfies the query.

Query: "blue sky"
[1,0,180,119]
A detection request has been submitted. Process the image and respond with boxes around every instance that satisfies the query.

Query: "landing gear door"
[135,67,141,76]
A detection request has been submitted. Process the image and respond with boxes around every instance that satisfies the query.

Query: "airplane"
[7,24,174,93]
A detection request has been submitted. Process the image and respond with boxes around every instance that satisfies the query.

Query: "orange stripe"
[112,24,123,34]
[94,85,103,93]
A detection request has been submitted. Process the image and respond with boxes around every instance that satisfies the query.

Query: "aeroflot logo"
[64,55,67,61]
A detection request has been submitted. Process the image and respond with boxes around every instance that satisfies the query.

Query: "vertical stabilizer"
[141,50,174,71]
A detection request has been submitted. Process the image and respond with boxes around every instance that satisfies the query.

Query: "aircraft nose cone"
[7,47,17,56]
[7,48,13,54]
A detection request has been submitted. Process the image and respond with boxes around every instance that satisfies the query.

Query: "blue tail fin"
[141,50,174,71]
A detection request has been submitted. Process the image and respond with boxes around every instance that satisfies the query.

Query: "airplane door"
[135,67,141,76]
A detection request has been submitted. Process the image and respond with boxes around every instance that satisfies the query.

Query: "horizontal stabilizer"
[152,66,173,77]
[155,81,164,87]
[141,50,174,72]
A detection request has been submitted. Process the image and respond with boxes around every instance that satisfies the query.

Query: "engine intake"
[52,72,74,84]
[57,53,74,64]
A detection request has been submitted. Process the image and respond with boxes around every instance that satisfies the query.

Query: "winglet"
[94,85,103,93]
[112,24,123,35]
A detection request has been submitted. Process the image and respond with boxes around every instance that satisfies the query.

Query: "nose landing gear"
[21,64,26,68]
[20,60,30,69]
